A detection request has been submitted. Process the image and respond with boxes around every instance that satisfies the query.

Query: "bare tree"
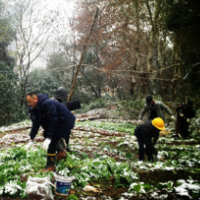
[10,0,56,107]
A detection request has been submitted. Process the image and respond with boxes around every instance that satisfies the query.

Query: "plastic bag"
[26,176,54,200]
[83,185,102,193]
[56,138,67,151]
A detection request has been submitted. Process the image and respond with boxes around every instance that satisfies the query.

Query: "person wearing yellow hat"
[134,117,165,162]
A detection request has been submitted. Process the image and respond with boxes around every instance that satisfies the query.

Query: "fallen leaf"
[69,190,75,194]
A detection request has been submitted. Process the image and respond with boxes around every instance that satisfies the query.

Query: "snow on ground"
[0,119,200,199]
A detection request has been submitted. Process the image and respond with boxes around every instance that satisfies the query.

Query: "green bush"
[76,97,116,114]
[76,96,147,119]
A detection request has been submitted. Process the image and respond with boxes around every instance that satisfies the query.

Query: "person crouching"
[25,92,76,172]
[134,117,165,162]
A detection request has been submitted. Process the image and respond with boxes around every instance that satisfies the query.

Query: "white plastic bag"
[26,177,54,200]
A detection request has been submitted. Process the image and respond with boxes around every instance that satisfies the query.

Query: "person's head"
[26,92,38,108]
[146,95,154,106]
[152,117,165,132]
[54,87,68,103]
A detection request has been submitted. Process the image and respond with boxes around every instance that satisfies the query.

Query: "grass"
[76,121,137,135]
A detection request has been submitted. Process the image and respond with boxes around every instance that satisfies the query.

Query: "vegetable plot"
[0,120,200,199]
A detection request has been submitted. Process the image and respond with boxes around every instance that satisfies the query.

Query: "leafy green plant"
[0,146,47,197]
[156,181,174,192]
[129,182,151,194]
[175,178,200,199]
[77,121,136,134]
[67,194,79,200]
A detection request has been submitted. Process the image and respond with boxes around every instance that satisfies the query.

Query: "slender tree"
[7,0,56,107]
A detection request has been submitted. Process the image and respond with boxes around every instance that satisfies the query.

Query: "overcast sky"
[31,0,76,70]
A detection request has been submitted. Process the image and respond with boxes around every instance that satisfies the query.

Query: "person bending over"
[25,92,76,172]
[135,117,165,162]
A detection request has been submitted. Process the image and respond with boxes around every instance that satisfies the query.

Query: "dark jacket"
[176,103,195,119]
[175,103,195,137]
[29,94,76,140]
[134,120,159,155]
[51,87,81,111]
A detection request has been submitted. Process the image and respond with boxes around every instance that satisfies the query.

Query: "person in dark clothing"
[51,87,81,152]
[176,101,195,139]
[134,117,165,162]
[51,87,81,111]
[53,87,68,103]
[25,92,76,172]
[137,96,175,124]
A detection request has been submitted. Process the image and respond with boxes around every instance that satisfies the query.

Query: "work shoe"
[55,150,67,161]
[41,154,56,172]
[42,165,56,172]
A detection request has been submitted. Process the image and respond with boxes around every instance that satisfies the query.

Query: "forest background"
[0,0,199,126]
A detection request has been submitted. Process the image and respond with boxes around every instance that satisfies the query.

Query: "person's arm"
[153,133,159,146]
[138,104,148,120]
[29,114,40,140]
[143,131,157,155]
[160,102,173,116]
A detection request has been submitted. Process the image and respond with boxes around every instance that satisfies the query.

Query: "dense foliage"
[26,69,61,98]
[1,0,200,126]
[0,5,24,126]
[165,0,200,105]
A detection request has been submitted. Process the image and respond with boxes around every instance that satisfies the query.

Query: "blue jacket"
[29,94,76,139]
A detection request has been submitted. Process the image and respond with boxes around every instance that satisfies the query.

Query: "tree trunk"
[68,7,99,101]
[146,0,162,95]
[133,0,141,96]
[171,42,181,101]
[80,68,99,98]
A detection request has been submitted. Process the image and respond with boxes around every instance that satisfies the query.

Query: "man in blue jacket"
[25,92,76,172]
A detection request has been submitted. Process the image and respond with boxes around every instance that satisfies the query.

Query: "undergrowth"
[77,121,136,134]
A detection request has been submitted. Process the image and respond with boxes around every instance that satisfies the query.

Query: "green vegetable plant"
[175,178,200,199]
[129,182,154,194]
[67,194,79,200]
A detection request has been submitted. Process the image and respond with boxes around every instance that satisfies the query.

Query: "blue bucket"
[54,173,74,195]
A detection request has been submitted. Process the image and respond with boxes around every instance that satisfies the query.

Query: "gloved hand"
[25,141,34,151]
[42,138,51,150]
[180,113,184,117]
[186,118,190,123]
[171,115,175,120]
[137,119,142,125]
[157,154,162,160]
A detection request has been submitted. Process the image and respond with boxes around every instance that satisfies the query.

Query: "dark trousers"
[176,118,189,139]
[135,132,153,162]
[43,131,70,154]
[65,131,70,146]
[48,134,61,154]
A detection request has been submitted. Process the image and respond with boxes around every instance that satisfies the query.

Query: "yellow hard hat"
[152,117,165,130]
